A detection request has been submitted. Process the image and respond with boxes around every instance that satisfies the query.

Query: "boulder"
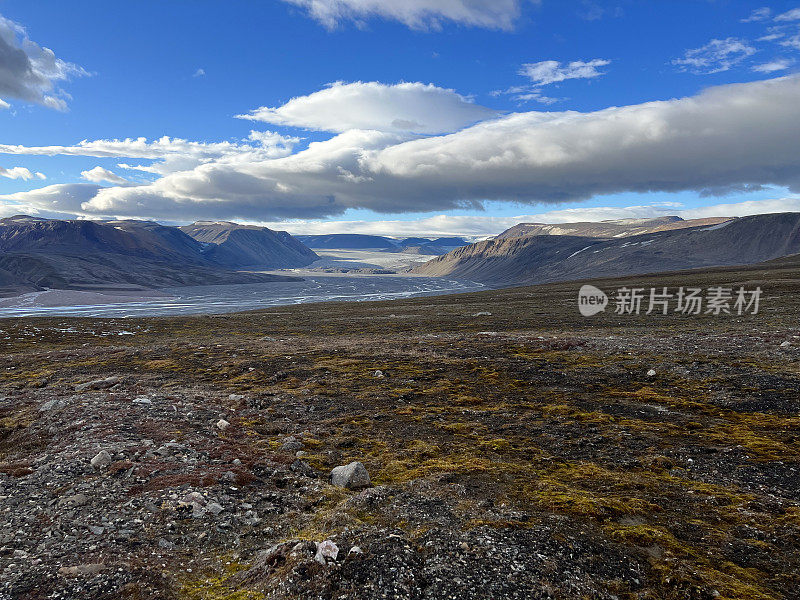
[330,461,370,489]
[90,450,113,470]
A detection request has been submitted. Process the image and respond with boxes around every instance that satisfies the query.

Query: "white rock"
[206,502,224,515]
[780,341,791,348]
[374,370,384,378]
[216,419,230,431]
[90,450,113,470]
[132,396,152,405]
[229,394,245,401]
[647,369,657,377]
[330,461,371,489]
[349,546,363,555]
[314,540,339,565]
[472,311,492,317]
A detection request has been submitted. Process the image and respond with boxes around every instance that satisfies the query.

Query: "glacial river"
[0,274,485,318]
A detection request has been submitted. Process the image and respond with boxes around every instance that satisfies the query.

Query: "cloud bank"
[0,14,89,110]
[3,75,800,223]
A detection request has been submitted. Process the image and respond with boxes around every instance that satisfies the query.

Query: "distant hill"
[295,234,397,250]
[413,213,800,285]
[496,216,731,240]
[180,221,317,269]
[0,216,298,296]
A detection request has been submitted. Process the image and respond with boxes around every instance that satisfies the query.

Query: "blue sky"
[1,0,800,237]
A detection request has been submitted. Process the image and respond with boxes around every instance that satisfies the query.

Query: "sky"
[1,0,800,238]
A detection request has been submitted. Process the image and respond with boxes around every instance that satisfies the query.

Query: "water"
[0,275,485,318]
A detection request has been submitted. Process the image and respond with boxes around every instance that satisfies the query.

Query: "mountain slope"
[180,222,317,269]
[295,234,397,249]
[496,216,732,240]
[0,216,298,295]
[414,212,800,284]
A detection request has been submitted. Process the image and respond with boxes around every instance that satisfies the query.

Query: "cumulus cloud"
[518,59,611,86]
[5,75,800,224]
[0,166,44,180]
[236,81,499,134]
[80,166,128,184]
[0,14,89,110]
[0,183,102,214]
[673,38,757,74]
[193,68,205,78]
[281,0,528,31]
[0,132,300,176]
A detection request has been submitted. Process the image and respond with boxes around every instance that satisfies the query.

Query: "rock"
[40,398,68,412]
[647,369,657,377]
[290,459,317,478]
[281,440,303,451]
[90,450,113,470]
[780,341,791,348]
[229,394,245,401]
[206,502,224,515]
[88,525,104,535]
[374,370,385,378]
[216,419,230,431]
[58,563,105,577]
[296,450,307,458]
[330,461,370,489]
[472,311,492,317]
[75,376,120,392]
[182,491,206,506]
[314,540,339,565]
[132,396,152,405]
[60,493,88,507]
[349,546,363,555]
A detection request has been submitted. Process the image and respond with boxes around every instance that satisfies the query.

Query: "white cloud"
[248,196,800,238]
[5,75,800,225]
[236,81,499,134]
[0,132,300,176]
[281,0,528,31]
[673,38,757,74]
[80,166,128,184]
[0,166,40,180]
[0,183,102,214]
[193,68,205,77]
[0,98,9,109]
[752,58,794,72]
[518,59,610,86]
[0,14,89,110]
[775,8,800,22]
[742,7,771,22]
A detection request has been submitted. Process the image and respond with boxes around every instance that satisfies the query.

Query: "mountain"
[496,216,731,240]
[413,212,800,285]
[180,221,317,269]
[0,216,298,296]
[295,234,397,249]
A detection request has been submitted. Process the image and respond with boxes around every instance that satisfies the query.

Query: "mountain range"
[413,213,800,284]
[0,216,316,296]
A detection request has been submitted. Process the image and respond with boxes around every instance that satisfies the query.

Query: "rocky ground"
[2,262,800,599]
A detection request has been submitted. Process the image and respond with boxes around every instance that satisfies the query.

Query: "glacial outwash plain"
[2,257,799,600]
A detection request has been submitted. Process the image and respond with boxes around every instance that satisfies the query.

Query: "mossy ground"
[3,264,800,598]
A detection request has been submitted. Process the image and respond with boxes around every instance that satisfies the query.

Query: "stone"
[229,394,245,401]
[206,502,224,515]
[314,539,339,565]
[132,396,152,405]
[58,563,105,576]
[349,546,363,555]
[90,450,113,470]
[472,311,492,317]
[647,369,657,377]
[780,341,791,348]
[374,370,385,378]
[75,376,120,392]
[216,419,230,431]
[330,461,370,489]
[281,440,303,451]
